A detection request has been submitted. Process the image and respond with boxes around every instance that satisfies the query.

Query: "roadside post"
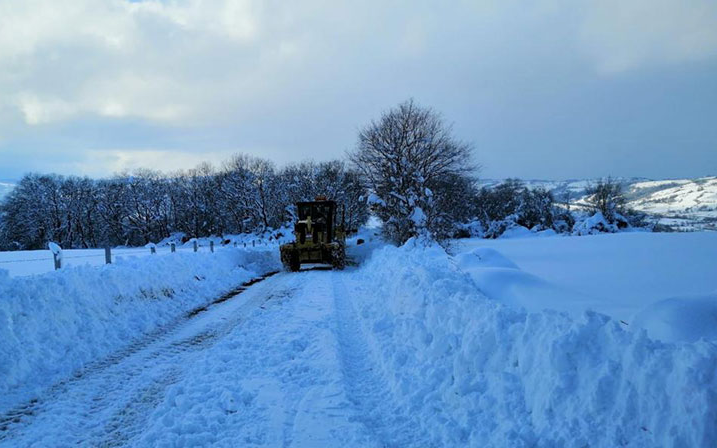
[48,242,62,270]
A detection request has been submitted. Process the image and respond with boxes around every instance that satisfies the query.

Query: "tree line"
[0,158,368,250]
[0,99,649,251]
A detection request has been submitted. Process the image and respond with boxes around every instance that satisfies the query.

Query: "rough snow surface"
[1,231,715,447]
[0,247,279,412]
[352,242,717,446]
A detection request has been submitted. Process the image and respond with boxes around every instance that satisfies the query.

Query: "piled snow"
[571,211,618,235]
[498,225,532,239]
[351,242,717,446]
[0,247,279,410]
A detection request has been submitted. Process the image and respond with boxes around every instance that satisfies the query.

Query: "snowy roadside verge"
[351,241,717,447]
[0,248,280,411]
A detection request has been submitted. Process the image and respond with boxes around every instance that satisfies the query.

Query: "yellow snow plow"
[279,198,346,271]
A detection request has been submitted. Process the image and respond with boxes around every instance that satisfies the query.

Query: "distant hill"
[480,176,717,231]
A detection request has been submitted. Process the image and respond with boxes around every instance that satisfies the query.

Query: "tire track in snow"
[0,272,291,446]
[331,271,436,448]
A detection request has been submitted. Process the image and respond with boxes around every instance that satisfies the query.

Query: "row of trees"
[0,158,368,250]
[465,177,646,238]
[0,99,648,251]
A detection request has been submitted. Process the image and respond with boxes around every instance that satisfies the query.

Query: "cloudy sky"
[0,0,716,181]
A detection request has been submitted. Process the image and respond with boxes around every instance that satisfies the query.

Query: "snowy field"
[0,237,282,278]
[456,231,717,340]
[0,230,715,446]
[0,246,189,278]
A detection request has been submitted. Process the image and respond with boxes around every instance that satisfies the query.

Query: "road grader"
[280,198,346,272]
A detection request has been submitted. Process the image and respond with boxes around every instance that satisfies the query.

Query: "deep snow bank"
[0,248,279,411]
[352,242,717,447]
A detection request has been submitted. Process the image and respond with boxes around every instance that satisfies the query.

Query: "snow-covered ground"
[626,177,717,230]
[0,237,283,278]
[482,175,717,230]
[1,230,715,446]
[456,232,717,330]
[0,246,280,414]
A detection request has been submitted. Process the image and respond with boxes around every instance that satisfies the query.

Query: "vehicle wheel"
[331,245,345,270]
[289,251,301,272]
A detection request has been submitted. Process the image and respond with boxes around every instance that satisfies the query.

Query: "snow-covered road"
[0,269,424,447]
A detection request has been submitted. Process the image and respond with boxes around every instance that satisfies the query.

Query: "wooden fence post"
[53,253,61,270]
[193,241,198,252]
[210,241,214,253]
[252,240,255,247]
[151,246,156,254]
[105,247,111,264]
[171,243,176,253]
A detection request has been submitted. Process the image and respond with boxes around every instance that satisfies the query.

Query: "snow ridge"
[0,248,280,413]
[351,243,717,447]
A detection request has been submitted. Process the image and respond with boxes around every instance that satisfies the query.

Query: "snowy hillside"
[625,177,717,229]
[482,176,717,230]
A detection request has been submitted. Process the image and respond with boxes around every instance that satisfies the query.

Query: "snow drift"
[0,248,280,411]
[454,247,604,317]
[352,242,717,447]
[633,292,717,343]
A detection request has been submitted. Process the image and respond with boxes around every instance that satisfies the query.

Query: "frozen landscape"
[479,176,717,231]
[2,0,716,446]
[1,228,715,447]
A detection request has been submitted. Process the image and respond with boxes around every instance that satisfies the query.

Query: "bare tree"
[0,153,368,249]
[349,99,475,244]
[584,177,627,223]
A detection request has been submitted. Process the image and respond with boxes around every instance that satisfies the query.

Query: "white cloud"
[2,0,716,129]
[0,0,716,179]
[0,0,296,126]
[77,148,240,176]
[14,93,78,125]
